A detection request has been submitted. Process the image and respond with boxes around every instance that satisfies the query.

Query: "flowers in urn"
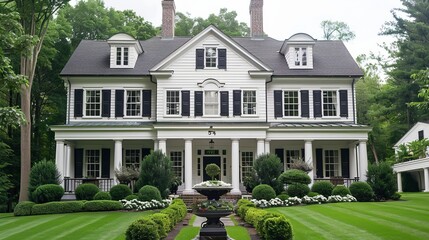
[195,200,233,213]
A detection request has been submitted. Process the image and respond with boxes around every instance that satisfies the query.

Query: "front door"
[203,156,221,181]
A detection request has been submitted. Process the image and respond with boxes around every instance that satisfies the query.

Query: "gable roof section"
[394,122,429,147]
[150,25,272,72]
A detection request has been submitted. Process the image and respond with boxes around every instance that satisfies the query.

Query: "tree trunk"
[19,85,31,202]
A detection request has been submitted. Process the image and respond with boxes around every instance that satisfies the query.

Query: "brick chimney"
[249,0,264,39]
[162,0,175,39]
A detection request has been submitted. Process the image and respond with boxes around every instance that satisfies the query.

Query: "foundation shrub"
[32,184,64,203]
[138,185,162,202]
[125,194,139,201]
[279,169,311,185]
[349,182,374,202]
[276,193,290,201]
[150,213,171,238]
[367,162,397,200]
[263,216,293,240]
[311,181,334,197]
[31,201,84,215]
[252,184,276,200]
[75,183,99,201]
[125,218,159,240]
[286,183,310,198]
[332,185,351,197]
[14,201,35,216]
[94,192,112,200]
[83,200,123,211]
[110,184,132,200]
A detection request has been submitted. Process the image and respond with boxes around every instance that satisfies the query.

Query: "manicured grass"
[267,193,429,240]
[0,211,153,240]
[175,226,250,240]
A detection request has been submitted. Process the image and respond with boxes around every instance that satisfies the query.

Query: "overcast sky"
[70,0,405,58]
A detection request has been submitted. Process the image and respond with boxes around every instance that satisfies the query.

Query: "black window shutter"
[275,148,284,164]
[115,90,124,117]
[74,89,83,117]
[301,90,309,118]
[339,90,348,117]
[102,90,111,117]
[101,148,110,178]
[233,90,242,116]
[220,91,229,116]
[316,148,323,178]
[141,148,151,162]
[218,49,227,69]
[181,91,190,116]
[341,149,350,178]
[274,90,283,118]
[313,90,322,118]
[74,148,84,178]
[142,90,151,117]
[196,49,204,69]
[195,91,203,116]
[301,149,305,161]
[418,130,424,140]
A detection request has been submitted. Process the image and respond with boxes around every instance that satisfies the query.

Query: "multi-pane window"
[285,150,300,170]
[204,91,219,115]
[123,47,129,65]
[116,47,129,66]
[166,90,180,115]
[126,90,141,116]
[86,149,100,178]
[205,47,217,68]
[116,48,122,65]
[294,47,307,66]
[243,90,257,115]
[170,151,182,179]
[284,91,299,116]
[241,152,254,181]
[124,149,140,170]
[325,150,340,177]
[323,91,337,116]
[85,90,101,116]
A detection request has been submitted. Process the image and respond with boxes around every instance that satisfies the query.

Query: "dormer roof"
[280,33,316,54]
[107,33,143,54]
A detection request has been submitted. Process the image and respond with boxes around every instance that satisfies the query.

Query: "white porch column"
[65,144,73,178]
[304,140,314,182]
[349,142,357,179]
[55,140,65,182]
[264,140,271,154]
[257,139,265,157]
[358,140,368,181]
[397,172,403,193]
[231,139,241,195]
[114,140,123,184]
[158,139,167,154]
[424,168,429,192]
[154,140,159,151]
[183,139,194,194]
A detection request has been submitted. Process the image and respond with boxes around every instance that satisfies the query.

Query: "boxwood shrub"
[276,193,290,201]
[252,184,276,200]
[126,218,159,240]
[14,201,36,216]
[311,181,334,197]
[244,208,266,226]
[83,200,123,211]
[138,185,161,202]
[349,182,374,202]
[32,184,64,204]
[307,192,319,197]
[125,194,139,201]
[286,183,310,198]
[31,201,84,215]
[150,213,171,238]
[332,185,351,197]
[94,192,112,200]
[255,212,283,236]
[75,183,99,201]
[279,169,311,184]
[110,184,132,201]
[263,216,293,240]
[236,201,255,219]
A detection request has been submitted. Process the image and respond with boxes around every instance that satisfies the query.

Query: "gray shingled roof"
[60,35,363,77]
[272,122,369,128]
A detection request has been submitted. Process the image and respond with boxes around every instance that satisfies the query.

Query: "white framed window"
[116,47,129,66]
[243,90,257,115]
[324,150,340,177]
[323,90,338,116]
[205,47,217,68]
[166,90,180,115]
[85,149,100,178]
[285,149,300,170]
[170,151,182,179]
[241,152,254,181]
[294,47,307,66]
[204,90,219,116]
[125,90,141,116]
[124,149,140,170]
[284,90,299,117]
[85,90,101,117]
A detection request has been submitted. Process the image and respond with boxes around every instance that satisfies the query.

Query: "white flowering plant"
[250,194,356,208]
[193,180,232,187]
[327,194,357,203]
[120,198,172,211]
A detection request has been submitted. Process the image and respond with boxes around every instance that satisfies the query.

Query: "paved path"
[192,214,235,227]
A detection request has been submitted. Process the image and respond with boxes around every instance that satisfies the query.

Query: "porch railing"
[314,177,359,187]
[64,177,114,193]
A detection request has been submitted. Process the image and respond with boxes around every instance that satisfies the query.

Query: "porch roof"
[272,122,370,129]
[393,157,429,173]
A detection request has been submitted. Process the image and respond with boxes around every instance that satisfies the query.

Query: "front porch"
[393,157,429,192]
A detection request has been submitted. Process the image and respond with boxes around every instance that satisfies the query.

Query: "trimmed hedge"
[332,185,351,197]
[94,192,112,200]
[125,194,139,201]
[150,213,171,238]
[32,184,64,204]
[277,194,290,201]
[31,201,84,215]
[83,200,123,211]
[75,183,99,201]
[252,184,276,200]
[279,169,311,185]
[349,182,374,202]
[286,183,310,198]
[14,201,36,216]
[126,218,159,240]
[138,185,161,202]
[236,199,255,219]
[311,181,334,197]
[110,184,132,201]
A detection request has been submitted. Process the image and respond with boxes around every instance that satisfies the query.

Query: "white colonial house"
[51,0,370,196]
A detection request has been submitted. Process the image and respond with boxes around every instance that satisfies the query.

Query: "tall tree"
[321,20,355,41]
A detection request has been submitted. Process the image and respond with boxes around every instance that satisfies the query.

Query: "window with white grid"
[294,47,307,66]
[241,152,254,180]
[166,90,180,115]
[204,91,219,115]
[116,47,129,66]
[243,90,256,115]
[124,149,140,170]
[325,150,340,177]
[205,47,217,68]
[123,47,129,65]
[86,149,100,178]
[284,91,299,117]
[286,150,300,170]
[323,91,337,116]
[85,90,101,116]
[126,90,141,116]
[170,151,182,179]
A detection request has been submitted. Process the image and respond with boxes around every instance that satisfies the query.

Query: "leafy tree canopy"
[321,20,355,41]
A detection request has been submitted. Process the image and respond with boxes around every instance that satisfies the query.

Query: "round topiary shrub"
[286,183,310,198]
[252,184,276,200]
[125,194,139,201]
[307,192,319,197]
[311,181,334,197]
[126,218,159,240]
[110,184,132,201]
[263,216,293,240]
[94,191,112,200]
[277,193,289,201]
[332,185,351,197]
[32,184,64,203]
[138,185,162,201]
[279,169,311,185]
[205,163,221,180]
[75,183,100,201]
[349,182,374,202]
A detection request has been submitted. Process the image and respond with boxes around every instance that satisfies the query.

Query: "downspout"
[266,75,273,123]
[67,78,71,125]
[149,75,157,121]
[352,78,356,124]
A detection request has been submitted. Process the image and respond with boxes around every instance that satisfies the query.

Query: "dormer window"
[294,47,307,66]
[116,47,129,66]
[108,33,143,69]
[280,33,316,69]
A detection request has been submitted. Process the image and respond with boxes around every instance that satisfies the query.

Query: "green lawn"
[175,226,250,240]
[0,211,153,240]
[267,193,429,240]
